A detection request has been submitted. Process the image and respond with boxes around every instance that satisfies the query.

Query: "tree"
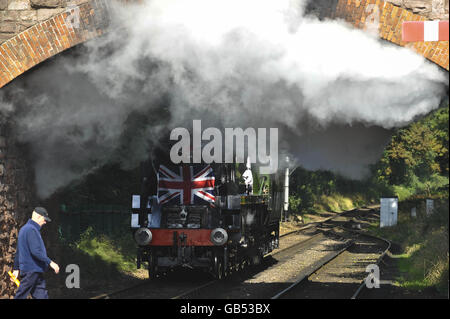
[376,103,448,186]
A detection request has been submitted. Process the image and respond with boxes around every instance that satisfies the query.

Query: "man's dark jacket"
[13,219,51,273]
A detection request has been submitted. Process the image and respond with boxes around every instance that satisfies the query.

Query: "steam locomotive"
[131,155,283,279]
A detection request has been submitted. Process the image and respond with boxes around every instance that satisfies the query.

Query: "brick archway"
[332,0,449,70]
[0,0,448,89]
[0,0,110,88]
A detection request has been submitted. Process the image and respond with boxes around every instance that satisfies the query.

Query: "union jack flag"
[157,164,216,205]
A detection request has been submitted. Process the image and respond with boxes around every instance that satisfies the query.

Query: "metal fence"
[58,205,131,242]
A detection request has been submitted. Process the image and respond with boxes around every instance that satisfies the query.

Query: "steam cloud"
[0,0,447,198]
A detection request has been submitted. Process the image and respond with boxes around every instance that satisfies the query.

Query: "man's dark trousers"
[14,272,48,299]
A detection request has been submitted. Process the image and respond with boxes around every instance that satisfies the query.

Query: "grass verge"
[368,199,448,295]
[73,227,137,275]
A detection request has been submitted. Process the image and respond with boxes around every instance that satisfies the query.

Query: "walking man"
[11,207,59,299]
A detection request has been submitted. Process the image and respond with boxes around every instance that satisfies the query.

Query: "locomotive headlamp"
[180,207,188,220]
[134,228,152,246]
[210,228,228,246]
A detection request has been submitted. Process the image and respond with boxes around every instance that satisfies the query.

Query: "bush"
[74,226,136,274]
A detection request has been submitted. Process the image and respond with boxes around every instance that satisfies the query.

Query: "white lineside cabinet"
[380,197,398,227]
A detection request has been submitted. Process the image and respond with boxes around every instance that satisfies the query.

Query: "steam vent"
[0,0,449,298]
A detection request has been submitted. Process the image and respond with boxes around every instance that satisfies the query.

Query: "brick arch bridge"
[0,0,448,298]
[0,0,448,89]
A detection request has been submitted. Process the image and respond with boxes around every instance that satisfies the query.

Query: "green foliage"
[288,166,376,214]
[370,103,449,201]
[56,163,142,209]
[375,104,449,188]
[391,185,415,202]
[289,195,302,213]
[74,226,137,274]
[288,99,449,229]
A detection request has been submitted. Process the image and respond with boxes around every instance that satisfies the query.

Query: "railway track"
[351,232,391,299]
[170,230,343,299]
[279,207,362,238]
[271,239,354,299]
[271,230,391,299]
[90,271,217,299]
[90,206,384,299]
[171,279,218,299]
[168,208,388,300]
[90,231,328,299]
[90,281,151,299]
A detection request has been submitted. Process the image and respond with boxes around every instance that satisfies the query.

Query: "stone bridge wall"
[0,1,89,43]
[387,0,449,20]
[332,0,449,70]
[0,124,35,298]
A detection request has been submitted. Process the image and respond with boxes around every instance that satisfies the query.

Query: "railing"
[58,205,130,242]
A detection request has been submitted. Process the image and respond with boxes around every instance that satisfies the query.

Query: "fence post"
[411,207,417,218]
[426,199,434,216]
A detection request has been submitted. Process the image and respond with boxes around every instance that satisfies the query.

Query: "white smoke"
[85,0,446,128]
[0,0,447,198]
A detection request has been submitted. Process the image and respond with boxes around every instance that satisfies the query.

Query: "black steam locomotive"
[131,157,283,279]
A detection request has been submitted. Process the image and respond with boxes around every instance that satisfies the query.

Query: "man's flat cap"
[34,207,51,222]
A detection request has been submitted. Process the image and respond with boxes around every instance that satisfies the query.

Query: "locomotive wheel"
[250,251,263,266]
[147,252,157,279]
[223,267,229,278]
